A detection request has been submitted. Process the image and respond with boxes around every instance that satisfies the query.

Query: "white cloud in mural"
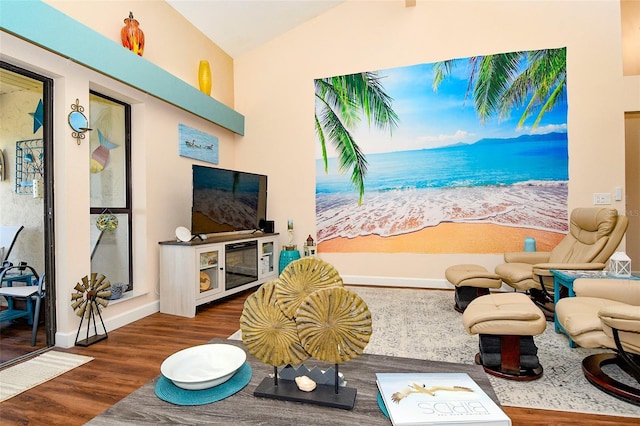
[417,130,476,145]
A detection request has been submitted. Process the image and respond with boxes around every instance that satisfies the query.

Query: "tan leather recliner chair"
[494,208,628,314]
[555,278,640,405]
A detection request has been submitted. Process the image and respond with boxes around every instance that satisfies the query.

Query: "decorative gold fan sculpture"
[275,257,343,319]
[71,273,111,346]
[242,259,372,410]
[240,280,310,366]
[295,286,372,363]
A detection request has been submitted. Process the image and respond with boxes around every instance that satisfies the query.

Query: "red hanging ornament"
[121,12,145,56]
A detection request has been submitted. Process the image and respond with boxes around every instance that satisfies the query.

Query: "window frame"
[89,90,133,291]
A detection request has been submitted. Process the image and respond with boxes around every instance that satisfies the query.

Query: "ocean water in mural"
[316,133,568,243]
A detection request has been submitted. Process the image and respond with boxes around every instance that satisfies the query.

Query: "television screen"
[191,165,267,235]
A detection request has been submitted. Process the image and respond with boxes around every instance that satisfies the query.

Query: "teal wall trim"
[0,1,245,136]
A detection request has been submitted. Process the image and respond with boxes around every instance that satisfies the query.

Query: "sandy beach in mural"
[316,181,568,253]
[318,222,565,254]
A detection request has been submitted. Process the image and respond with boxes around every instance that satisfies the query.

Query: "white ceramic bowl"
[161,344,247,390]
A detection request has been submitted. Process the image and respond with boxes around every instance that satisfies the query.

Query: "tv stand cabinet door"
[159,244,199,317]
[259,236,278,281]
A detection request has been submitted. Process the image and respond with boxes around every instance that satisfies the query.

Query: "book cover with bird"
[376,372,511,426]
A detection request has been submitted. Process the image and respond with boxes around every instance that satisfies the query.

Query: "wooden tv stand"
[158,232,278,317]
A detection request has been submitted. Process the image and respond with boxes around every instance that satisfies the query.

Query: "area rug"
[0,350,93,402]
[229,286,640,417]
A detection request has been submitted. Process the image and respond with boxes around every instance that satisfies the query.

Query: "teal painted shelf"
[0,1,244,135]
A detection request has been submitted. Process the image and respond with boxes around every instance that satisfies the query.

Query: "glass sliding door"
[0,61,55,364]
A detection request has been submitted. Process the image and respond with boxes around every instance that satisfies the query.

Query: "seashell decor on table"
[295,375,317,392]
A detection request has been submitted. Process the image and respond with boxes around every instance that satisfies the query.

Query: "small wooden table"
[87,338,504,425]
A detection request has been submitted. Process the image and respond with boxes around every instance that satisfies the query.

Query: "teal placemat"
[377,391,390,419]
[155,362,252,406]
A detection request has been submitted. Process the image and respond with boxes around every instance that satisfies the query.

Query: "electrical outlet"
[32,178,43,198]
[593,192,611,205]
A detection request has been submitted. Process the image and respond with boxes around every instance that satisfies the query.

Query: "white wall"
[233,0,629,285]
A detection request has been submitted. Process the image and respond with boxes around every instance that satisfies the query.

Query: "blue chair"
[0,266,44,346]
[0,225,24,272]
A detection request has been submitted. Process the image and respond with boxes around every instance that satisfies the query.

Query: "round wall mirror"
[68,99,91,144]
[68,110,88,132]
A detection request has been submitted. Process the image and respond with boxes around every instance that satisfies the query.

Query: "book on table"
[376,372,511,426]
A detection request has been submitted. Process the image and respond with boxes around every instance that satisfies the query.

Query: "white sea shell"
[295,375,317,392]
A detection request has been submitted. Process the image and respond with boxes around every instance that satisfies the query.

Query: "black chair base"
[529,288,556,321]
[454,286,490,313]
[474,335,543,381]
[582,353,640,406]
[475,353,543,381]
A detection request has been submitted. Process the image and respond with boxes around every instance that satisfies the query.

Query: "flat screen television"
[191,165,268,235]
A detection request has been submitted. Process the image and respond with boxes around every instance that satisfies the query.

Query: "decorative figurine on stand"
[71,273,111,346]
[279,220,301,273]
[304,235,317,257]
[285,219,295,250]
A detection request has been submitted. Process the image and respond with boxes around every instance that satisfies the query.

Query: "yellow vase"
[198,60,212,95]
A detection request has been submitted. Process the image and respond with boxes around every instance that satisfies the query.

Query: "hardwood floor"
[0,314,47,364]
[0,288,637,425]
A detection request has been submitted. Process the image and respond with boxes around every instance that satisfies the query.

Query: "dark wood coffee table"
[88,338,502,425]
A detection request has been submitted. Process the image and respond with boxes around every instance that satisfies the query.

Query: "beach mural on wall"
[315,48,568,253]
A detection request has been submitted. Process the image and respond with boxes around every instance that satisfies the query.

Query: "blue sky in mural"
[317,60,567,158]
[315,50,569,250]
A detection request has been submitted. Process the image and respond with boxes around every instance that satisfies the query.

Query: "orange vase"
[198,60,212,95]
[121,12,145,56]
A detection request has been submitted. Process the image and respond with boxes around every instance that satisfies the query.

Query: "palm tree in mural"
[432,48,566,129]
[315,72,399,205]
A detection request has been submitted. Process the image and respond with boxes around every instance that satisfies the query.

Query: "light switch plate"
[614,187,623,201]
[593,193,611,205]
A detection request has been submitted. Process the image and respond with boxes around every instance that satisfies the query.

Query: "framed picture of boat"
[178,123,219,164]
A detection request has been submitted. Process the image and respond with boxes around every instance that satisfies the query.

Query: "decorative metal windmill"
[71,273,111,346]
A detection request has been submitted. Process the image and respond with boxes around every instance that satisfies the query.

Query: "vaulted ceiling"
[166,0,345,58]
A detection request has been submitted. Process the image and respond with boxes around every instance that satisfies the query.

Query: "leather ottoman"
[462,292,547,380]
[445,264,502,312]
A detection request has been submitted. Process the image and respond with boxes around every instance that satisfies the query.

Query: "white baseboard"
[343,275,453,289]
[55,300,160,348]
[343,275,513,292]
